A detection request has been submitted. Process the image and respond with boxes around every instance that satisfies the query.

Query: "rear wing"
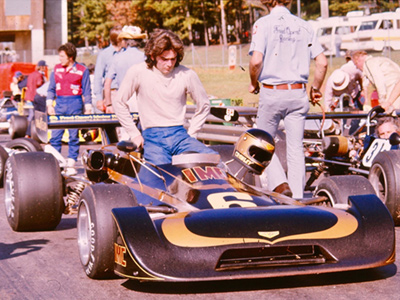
[34,111,139,145]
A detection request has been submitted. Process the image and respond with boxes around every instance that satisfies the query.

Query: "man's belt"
[262,83,306,90]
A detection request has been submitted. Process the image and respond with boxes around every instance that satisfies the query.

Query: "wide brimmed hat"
[118,25,147,40]
[331,69,350,91]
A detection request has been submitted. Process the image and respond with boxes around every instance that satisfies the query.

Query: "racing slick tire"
[369,150,400,225]
[0,145,9,188]
[8,114,28,139]
[77,184,138,279]
[314,175,376,206]
[4,152,64,231]
[5,137,43,153]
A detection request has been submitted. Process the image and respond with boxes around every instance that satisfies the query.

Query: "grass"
[78,44,400,112]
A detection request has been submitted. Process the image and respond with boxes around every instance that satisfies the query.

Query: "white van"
[310,15,360,56]
[344,10,400,51]
[312,9,400,54]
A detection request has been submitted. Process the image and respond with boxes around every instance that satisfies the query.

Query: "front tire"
[369,150,400,225]
[77,184,138,279]
[8,115,28,139]
[4,152,64,231]
[5,137,43,153]
[314,175,376,206]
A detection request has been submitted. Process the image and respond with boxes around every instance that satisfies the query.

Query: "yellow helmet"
[233,128,275,175]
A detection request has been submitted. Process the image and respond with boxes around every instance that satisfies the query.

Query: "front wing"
[112,194,395,282]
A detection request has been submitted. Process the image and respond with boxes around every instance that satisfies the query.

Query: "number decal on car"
[207,192,257,209]
[362,139,391,167]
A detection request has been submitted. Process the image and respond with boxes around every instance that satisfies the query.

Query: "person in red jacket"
[26,60,47,112]
[46,43,93,175]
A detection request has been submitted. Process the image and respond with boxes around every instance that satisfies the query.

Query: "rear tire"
[369,150,400,225]
[4,152,64,231]
[314,175,376,206]
[9,115,28,139]
[0,145,9,188]
[77,184,138,279]
[5,137,43,153]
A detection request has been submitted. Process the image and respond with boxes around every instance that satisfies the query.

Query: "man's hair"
[351,50,367,61]
[376,116,399,137]
[261,0,292,6]
[58,42,77,61]
[144,29,184,69]
[109,25,122,46]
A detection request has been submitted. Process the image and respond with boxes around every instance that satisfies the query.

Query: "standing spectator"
[25,60,47,112]
[248,0,327,198]
[103,25,146,113]
[93,25,123,113]
[352,50,400,113]
[46,42,93,175]
[10,71,27,100]
[113,29,216,165]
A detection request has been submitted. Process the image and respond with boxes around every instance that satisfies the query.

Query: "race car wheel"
[5,137,43,153]
[77,184,138,279]
[369,150,400,225]
[4,152,64,231]
[0,145,9,188]
[8,115,28,139]
[314,175,376,206]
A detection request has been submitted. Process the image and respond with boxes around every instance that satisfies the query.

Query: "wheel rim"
[77,200,91,266]
[4,161,15,219]
[315,188,334,207]
[369,165,387,204]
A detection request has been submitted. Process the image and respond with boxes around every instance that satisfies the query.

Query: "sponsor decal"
[234,150,253,166]
[114,243,127,267]
[182,166,226,183]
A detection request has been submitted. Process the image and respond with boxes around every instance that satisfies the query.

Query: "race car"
[304,106,400,225]
[3,108,395,283]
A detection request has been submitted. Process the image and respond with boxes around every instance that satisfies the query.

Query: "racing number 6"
[207,192,257,209]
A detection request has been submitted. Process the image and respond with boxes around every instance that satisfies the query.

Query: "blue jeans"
[49,96,83,161]
[142,126,216,165]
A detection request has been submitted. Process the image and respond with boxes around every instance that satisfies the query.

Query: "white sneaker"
[64,158,77,176]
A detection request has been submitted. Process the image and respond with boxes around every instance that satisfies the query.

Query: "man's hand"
[47,105,55,115]
[84,104,94,114]
[381,101,395,114]
[248,82,260,95]
[131,135,144,150]
[96,100,105,112]
[309,87,323,106]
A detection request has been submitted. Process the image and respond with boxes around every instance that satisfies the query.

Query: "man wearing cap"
[10,71,28,99]
[352,50,400,113]
[103,25,146,113]
[93,25,123,113]
[46,42,93,176]
[26,60,48,112]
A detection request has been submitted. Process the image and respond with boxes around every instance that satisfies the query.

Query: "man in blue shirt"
[93,25,123,113]
[103,25,147,113]
[248,0,327,198]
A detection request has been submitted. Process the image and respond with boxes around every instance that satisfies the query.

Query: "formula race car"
[304,106,400,225]
[3,109,395,283]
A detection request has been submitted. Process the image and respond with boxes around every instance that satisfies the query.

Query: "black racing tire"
[369,150,400,225]
[5,137,43,153]
[4,152,64,231]
[8,115,28,139]
[77,184,138,279]
[314,175,376,206]
[0,145,9,188]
